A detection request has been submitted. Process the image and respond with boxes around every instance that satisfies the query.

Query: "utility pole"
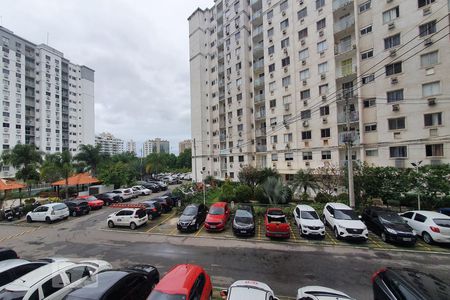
[411,161,422,210]
[193,138,198,183]
[345,94,355,208]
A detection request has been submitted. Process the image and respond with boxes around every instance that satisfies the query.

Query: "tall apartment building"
[126,139,137,154]
[189,0,450,182]
[179,139,192,153]
[0,26,95,177]
[143,138,170,156]
[95,132,124,156]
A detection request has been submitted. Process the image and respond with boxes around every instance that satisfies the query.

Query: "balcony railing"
[336,64,357,78]
[333,0,353,11]
[337,111,359,123]
[256,145,267,152]
[252,10,262,21]
[255,93,265,103]
[254,76,265,87]
[255,110,266,119]
[220,149,230,155]
[256,128,266,137]
[334,43,355,55]
[253,60,264,70]
[334,15,355,33]
[338,131,360,145]
[252,26,263,38]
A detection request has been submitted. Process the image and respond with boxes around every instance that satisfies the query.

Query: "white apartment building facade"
[143,138,170,156]
[179,139,192,153]
[0,26,95,177]
[126,139,137,154]
[189,0,450,182]
[95,132,124,156]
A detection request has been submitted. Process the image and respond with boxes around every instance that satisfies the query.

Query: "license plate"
[352,235,360,237]
[182,226,187,229]
[210,225,216,229]
[403,237,412,241]
[240,230,247,233]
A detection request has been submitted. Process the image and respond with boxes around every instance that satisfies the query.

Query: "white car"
[26,203,69,224]
[0,259,47,289]
[297,286,354,300]
[111,188,133,202]
[400,210,450,244]
[220,280,279,300]
[107,208,148,230]
[293,205,325,238]
[132,185,152,196]
[0,260,111,300]
[323,203,368,241]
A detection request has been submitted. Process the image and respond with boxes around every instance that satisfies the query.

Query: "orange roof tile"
[51,172,100,186]
[0,179,26,191]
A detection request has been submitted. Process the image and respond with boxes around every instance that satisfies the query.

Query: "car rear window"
[433,219,450,228]
[147,291,186,300]
[53,204,67,211]
[136,209,146,218]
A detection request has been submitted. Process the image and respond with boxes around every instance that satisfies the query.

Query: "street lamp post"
[200,169,206,206]
[411,160,423,210]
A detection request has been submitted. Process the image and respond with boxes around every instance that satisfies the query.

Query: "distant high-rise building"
[0,26,95,177]
[189,0,450,182]
[95,132,124,156]
[143,138,170,156]
[179,139,192,154]
[126,139,137,154]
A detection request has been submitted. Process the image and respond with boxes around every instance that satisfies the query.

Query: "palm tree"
[291,169,319,199]
[261,176,285,205]
[1,144,43,187]
[44,151,74,200]
[74,144,102,176]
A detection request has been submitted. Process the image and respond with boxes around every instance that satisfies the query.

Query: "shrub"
[234,185,253,203]
[254,185,269,204]
[314,192,334,203]
[48,197,61,203]
[281,185,293,204]
[336,193,349,205]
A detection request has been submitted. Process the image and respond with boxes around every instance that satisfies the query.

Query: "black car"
[362,207,416,245]
[143,183,160,193]
[148,181,168,191]
[177,203,208,232]
[141,201,162,220]
[0,260,47,287]
[372,267,450,300]
[0,248,18,262]
[96,193,121,206]
[64,265,159,300]
[232,204,256,237]
[153,197,173,213]
[162,192,181,207]
[65,200,91,217]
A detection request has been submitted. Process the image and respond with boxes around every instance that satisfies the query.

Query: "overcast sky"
[1,0,213,154]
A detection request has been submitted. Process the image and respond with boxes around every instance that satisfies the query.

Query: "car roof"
[210,202,227,208]
[297,286,352,299]
[327,203,351,210]
[0,259,30,272]
[186,203,200,208]
[118,208,140,212]
[404,210,450,218]
[295,204,315,211]
[155,264,203,295]
[230,280,273,292]
[65,271,130,299]
[42,203,64,207]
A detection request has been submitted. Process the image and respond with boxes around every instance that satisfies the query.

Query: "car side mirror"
[220,290,228,299]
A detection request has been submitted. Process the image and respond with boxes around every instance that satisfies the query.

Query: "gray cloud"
[1,0,213,153]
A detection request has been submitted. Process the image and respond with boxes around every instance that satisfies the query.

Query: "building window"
[316,0,325,10]
[298,28,308,39]
[300,89,310,100]
[284,133,293,143]
[303,151,312,160]
[301,109,311,120]
[361,49,373,60]
[299,69,310,80]
[319,84,328,95]
[280,0,288,11]
[321,128,331,138]
[269,99,276,108]
[267,28,274,37]
[271,135,278,144]
[267,9,274,20]
[364,123,377,132]
[365,149,378,157]
[322,151,331,160]
[268,46,275,56]
[390,146,407,158]
[269,81,276,92]
[268,63,275,72]
[387,89,404,103]
[299,48,309,60]
[270,117,277,126]
[283,95,291,104]
[424,112,442,126]
[360,25,372,36]
[238,156,244,162]
[426,144,443,157]
[383,6,400,24]
[297,8,307,19]
[281,38,290,49]
[418,0,435,8]
[316,18,326,30]
[302,131,311,140]
[422,81,440,97]
[281,56,290,67]
[359,1,371,13]
[282,75,291,87]
[317,40,328,53]
[319,105,329,116]
[318,62,328,74]
[384,33,401,49]
[271,153,278,161]
[385,62,402,76]
[419,20,436,37]
[420,51,438,68]
[388,117,406,130]
[285,152,294,161]
[362,74,375,84]
[280,19,289,30]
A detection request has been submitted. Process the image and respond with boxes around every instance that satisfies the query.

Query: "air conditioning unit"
[272,163,276,167]
[238,116,241,121]
[270,73,274,78]
[237,70,241,76]
[287,161,292,167]
[389,49,397,57]
[227,75,230,80]
[239,131,242,136]
[272,144,276,150]
[284,67,288,73]
[302,60,306,65]
[237,86,241,91]
[322,117,328,124]
[239,148,242,153]
[428,98,436,106]
[282,29,287,35]
[322,95,327,101]
[321,74,326,80]
[303,100,308,106]
[319,30,324,37]
[282,11,286,16]
[283,48,288,54]
[423,7,431,16]
[392,104,400,111]
[302,80,307,86]
[284,103,290,111]
[305,161,310,166]
[304,141,309,147]
[388,22,395,30]
[424,38,433,47]
[391,77,398,85]
[300,18,305,24]
[299,0,304,5]
[268,19,272,25]
[230,164,233,168]
[303,120,309,127]
[320,51,325,57]
[301,39,306,46]
[286,143,290,149]
[269,38,273,43]
[387,0,393,3]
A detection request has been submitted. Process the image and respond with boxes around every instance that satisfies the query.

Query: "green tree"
[257,168,280,184]
[177,149,192,169]
[98,161,135,189]
[261,176,288,205]
[74,144,103,176]
[40,153,65,183]
[415,164,450,209]
[40,151,74,200]
[238,165,260,192]
[234,184,253,202]
[1,144,42,184]
[291,169,318,198]
[219,179,236,202]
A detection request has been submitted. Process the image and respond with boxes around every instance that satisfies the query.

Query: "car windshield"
[209,206,225,215]
[229,287,268,298]
[0,289,26,300]
[379,213,406,225]
[434,219,450,228]
[54,204,67,210]
[334,209,359,220]
[268,209,283,216]
[147,291,186,300]
[301,211,319,220]
[236,209,253,218]
[183,206,198,216]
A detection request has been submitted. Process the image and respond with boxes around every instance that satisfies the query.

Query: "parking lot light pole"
[411,161,423,210]
[201,169,206,206]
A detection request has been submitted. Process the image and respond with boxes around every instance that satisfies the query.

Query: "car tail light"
[152,208,157,212]
[371,268,386,283]
[430,226,440,233]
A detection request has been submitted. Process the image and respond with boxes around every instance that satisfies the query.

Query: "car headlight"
[412,230,417,235]
[386,228,397,234]
[337,224,345,229]
[190,219,196,225]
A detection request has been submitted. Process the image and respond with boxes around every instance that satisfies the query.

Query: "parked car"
[0,260,112,300]
[162,192,181,207]
[177,204,208,232]
[205,202,230,232]
[293,205,325,238]
[64,200,91,217]
[77,195,104,210]
[107,208,148,230]
[372,267,450,300]
[111,189,133,202]
[362,207,416,245]
[220,280,278,300]
[132,185,152,196]
[0,259,47,288]
[129,187,141,199]
[323,203,368,241]
[148,180,168,191]
[232,204,256,236]
[147,264,212,300]
[153,197,173,213]
[64,265,159,300]
[141,201,162,220]
[0,248,18,262]
[438,208,450,216]
[26,203,69,224]
[400,210,450,244]
[95,192,121,206]
[297,286,354,300]
[265,208,290,239]
[143,182,160,193]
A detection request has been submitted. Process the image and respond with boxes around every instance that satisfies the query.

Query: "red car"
[204,202,230,232]
[147,264,212,300]
[265,208,290,239]
[77,195,104,210]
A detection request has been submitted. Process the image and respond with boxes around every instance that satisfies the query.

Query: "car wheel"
[108,221,115,228]
[148,214,153,221]
[72,211,77,217]
[46,217,52,224]
[381,232,387,242]
[423,232,433,244]
[130,222,137,230]
[323,217,328,227]
[334,227,341,240]
[27,216,32,223]
[196,223,200,231]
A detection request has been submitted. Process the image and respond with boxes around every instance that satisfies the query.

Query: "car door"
[370,211,382,234]
[115,211,127,226]
[112,274,149,300]
[413,213,428,235]
[401,212,416,229]
[36,206,49,221]
[40,273,65,299]
[189,273,206,300]
[49,266,90,299]
[325,205,335,227]
[294,207,301,227]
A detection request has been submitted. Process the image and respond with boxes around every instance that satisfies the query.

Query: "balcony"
[337,111,359,124]
[250,0,261,5]
[254,76,265,88]
[253,43,264,55]
[336,64,357,79]
[252,26,263,39]
[220,149,230,155]
[334,43,356,56]
[256,145,267,152]
[255,93,265,103]
[256,128,266,137]
[338,131,360,145]
[255,110,266,119]
[253,60,264,72]
[334,15,355,33]
[333,0,353,12]
[252,10,262,22]
[220,134,226,141]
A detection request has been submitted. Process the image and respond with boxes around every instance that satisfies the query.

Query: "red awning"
[0,179,26,191]
[51,172,100,187]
